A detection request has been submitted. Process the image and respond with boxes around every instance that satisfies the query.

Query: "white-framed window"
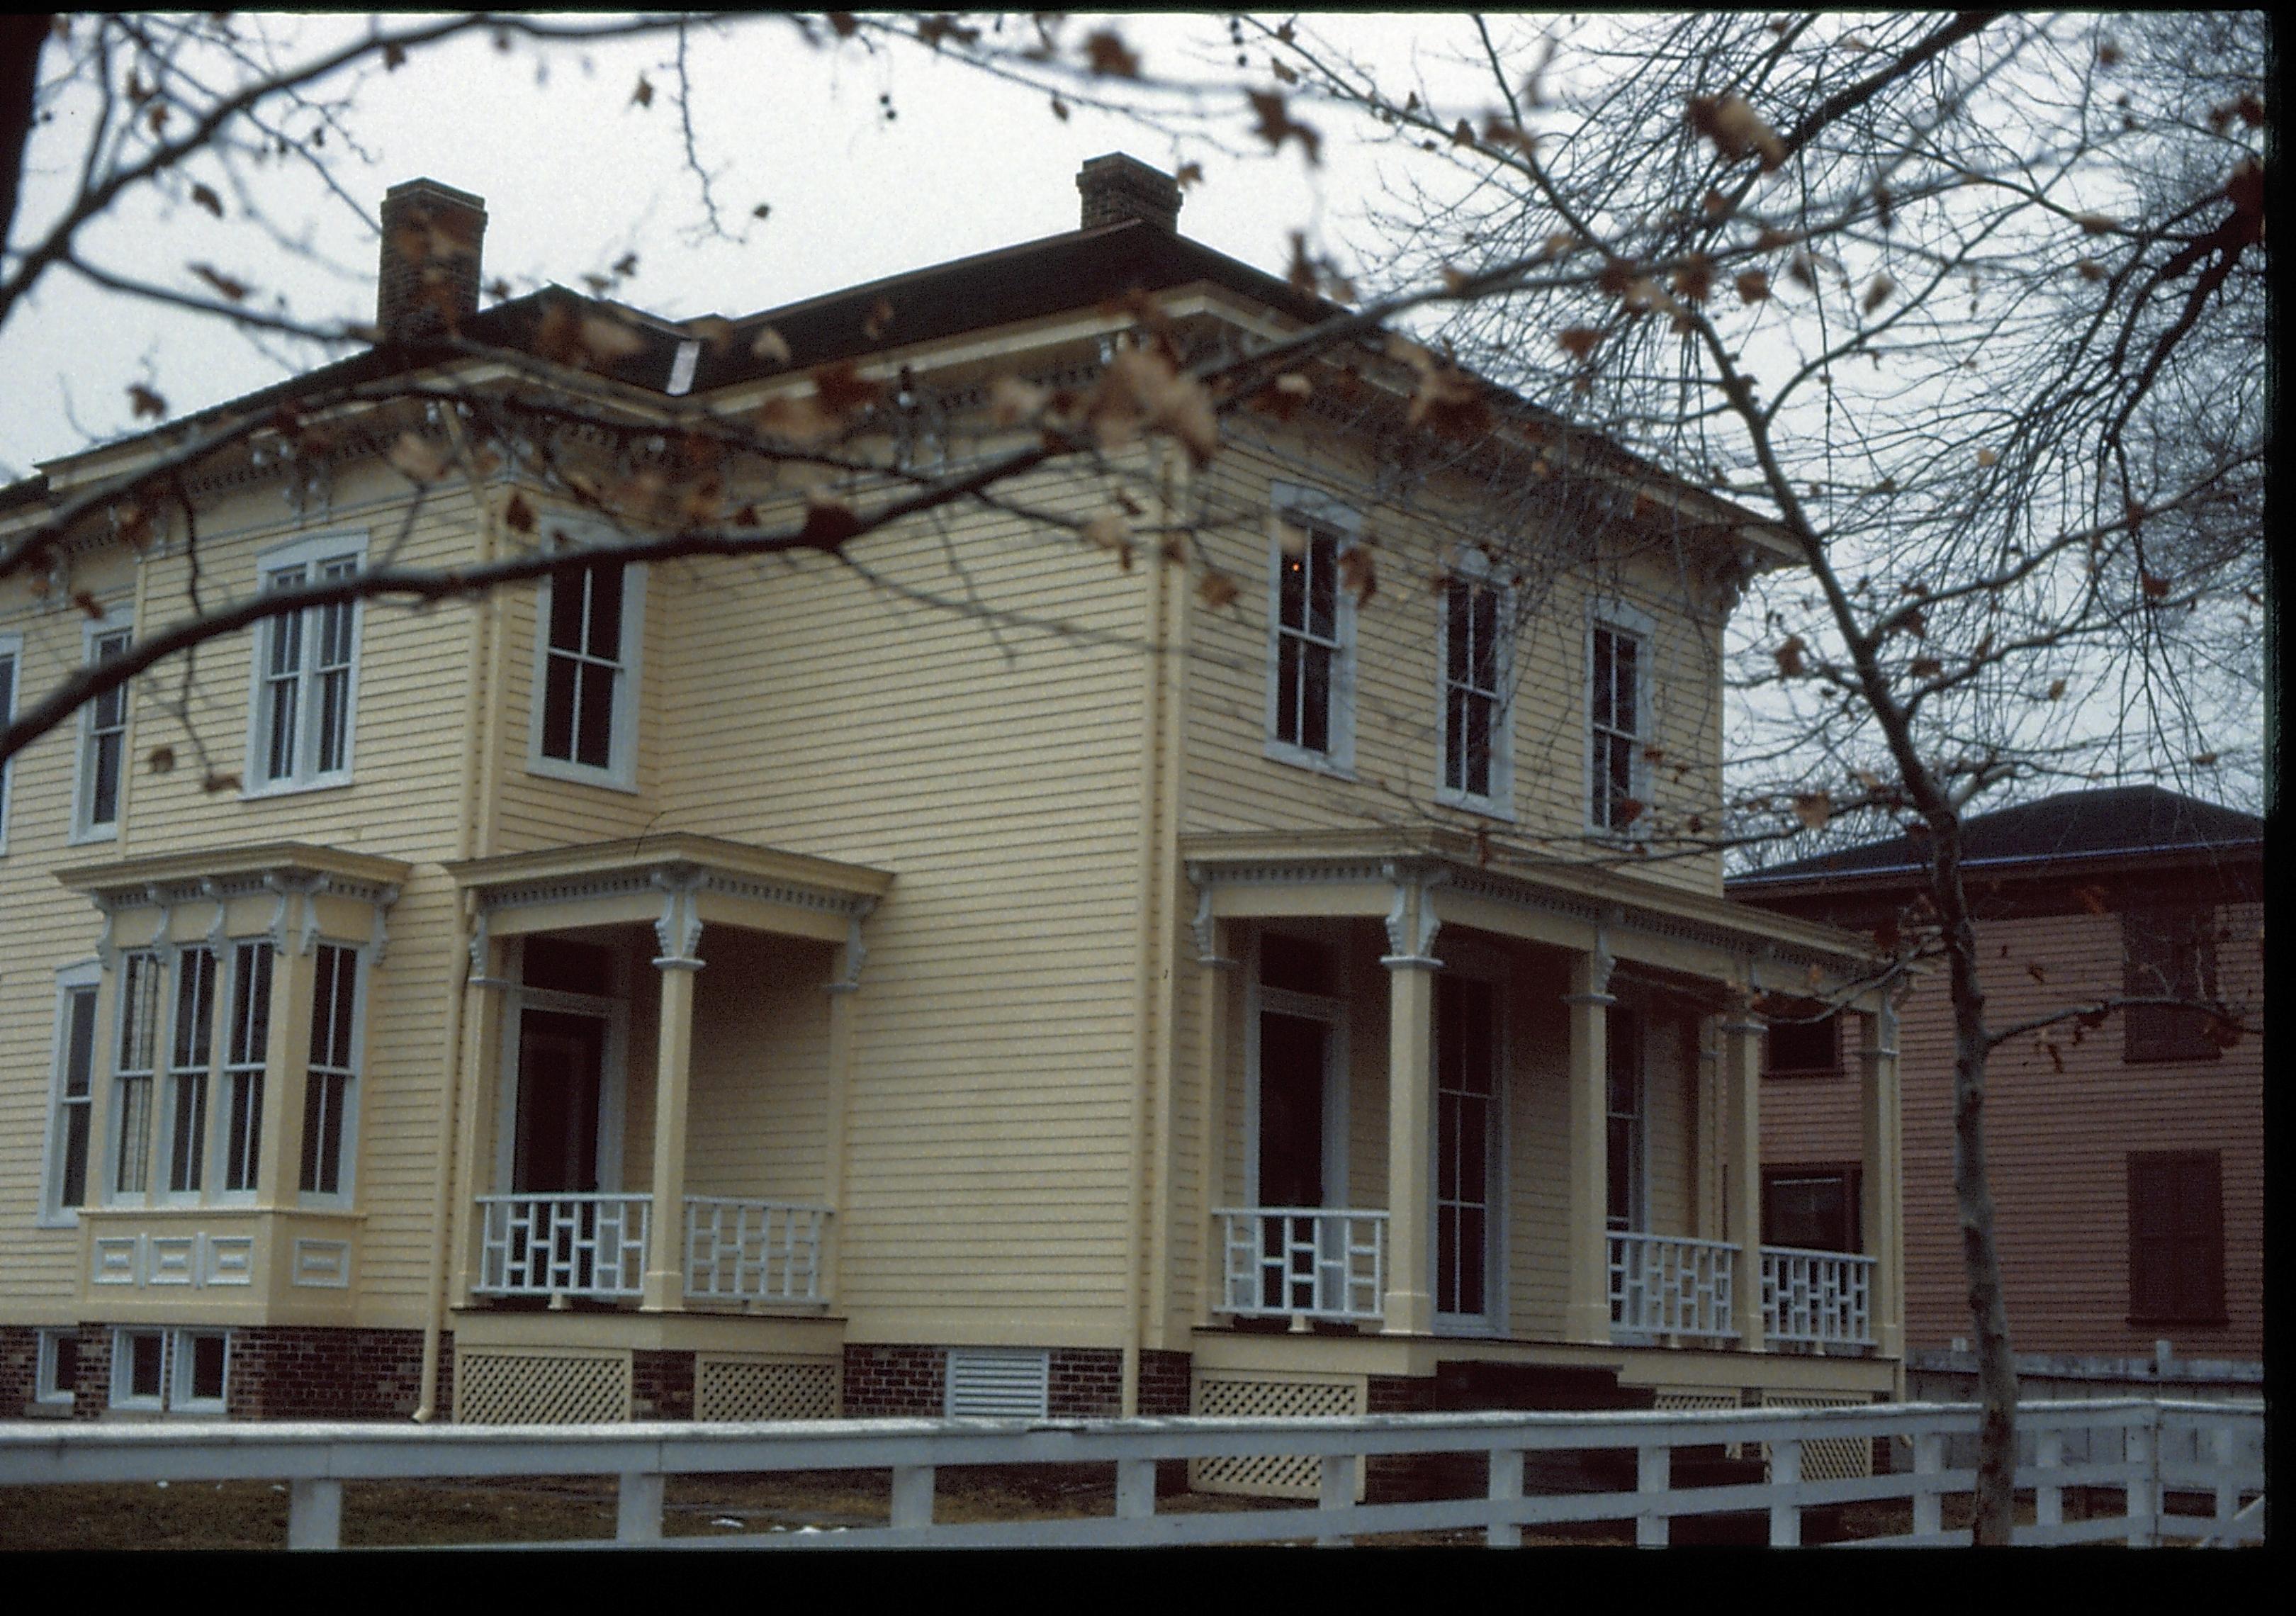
[1605,1004,1647,1234]
[1264,488,1359,776]
[171,1329,230,1413]
[1437,556,1513,816]
[0,629,20,853]
[529,552,646,790]
[72,617,133,842]
[220,940,274,1199]
[35,1328,80,1408]
[40,961,102,1225]
[1587,601,1655,835]
[111,1327,168,1411]
[298,942,364,1203]
[162,946,218,1199]
[107,1328,228,1415]
[1436,970,1504,1326]
[110,949,163,1200]
[246,532,365,794]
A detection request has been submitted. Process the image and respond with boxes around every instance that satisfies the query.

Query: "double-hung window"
[0,631,19,851]
[1604,1006,1646,1233]
[221,941,273,1196]
[74,619,132,841]
[249,534,363,792]
[163,947,218,1198]
[1588,605,1653,834]
[2122,907,2222,1062]
[111,950,163,1197]
[531,551,646,789]
[300,943,362,1200]
[1264,492,1358,774]
[1439,562,1511,814]
[41,963,101,1224]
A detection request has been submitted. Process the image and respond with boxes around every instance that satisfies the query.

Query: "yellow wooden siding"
[634,479,1152,1343]
[1175,436,1726,898]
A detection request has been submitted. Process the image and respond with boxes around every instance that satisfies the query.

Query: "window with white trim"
[1265,494,1358,773]
[111,950,162,1198]
[1439,562,1512,813]
[42,964,101,1223]
[163,946,218,1198]
[220,941,273,1197]
[1588,607,1653,834]
[35,1328,79,1408]
[530,556,646,788]
[299,943,363,1200]
[0,632,19,852]
[1604,1006,1645,1233]
[107,1328,229,1414]
[248,534,364,792]
[112,1328,167,1410]
[73,620,132,841]
[172,1330,230,1413]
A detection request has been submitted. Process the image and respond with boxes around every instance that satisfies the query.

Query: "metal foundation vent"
[944,1347,1050,1418]
[696,1354,842,1421]
[1760,1389,1876,1480]
[1189,1372,1366,1500]
[454,1348,632,1425]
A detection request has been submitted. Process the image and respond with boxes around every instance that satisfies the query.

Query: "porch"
[444,835,893,1319]
[1181,834,1903,1366]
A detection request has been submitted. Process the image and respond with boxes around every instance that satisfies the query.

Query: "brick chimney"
[1077,154,1181,233]
[377,178,487,341]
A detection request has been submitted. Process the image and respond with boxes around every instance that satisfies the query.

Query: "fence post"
[2035,1430,2063,1532]
[1912,1430,1943,1541]
[1768,1438,1802,1547]
[1487,1447,1524,1549]
[1316,1452,1358,1547]
[890,1465,935,1531]
[287,1478,343,1550]
[617,1471,664,1542]
[1115,1457,1157,1522]
[1637,1443,1670,1547]
[2125,1417,2156,1548]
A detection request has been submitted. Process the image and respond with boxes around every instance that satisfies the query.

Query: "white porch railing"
[1761,1246,1875,1349]
[683,1197,827,1304]
[1609,1232,1738,1342]
[0,1398,2262,1549]
[475,1194,649,1299]
[1216,1208,1388,1323]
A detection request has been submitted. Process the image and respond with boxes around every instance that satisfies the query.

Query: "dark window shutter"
[2129,1151,2224,1323]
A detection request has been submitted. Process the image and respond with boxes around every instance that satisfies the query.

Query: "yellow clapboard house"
[0,159,1899,1454]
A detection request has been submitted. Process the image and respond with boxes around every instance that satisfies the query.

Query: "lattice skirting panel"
[1188,1372,1366,1500]
[1654,1388,1748,1459]
[695,1354,842,1422]
[1760,1389,1875,1480]
[454,1348,633,1425]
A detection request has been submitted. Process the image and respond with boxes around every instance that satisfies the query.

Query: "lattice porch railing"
[1609,1231,1738,1343]
[683,1197,827,1305]
[474,1193,648,1300]
[1216,1208,1388,1323]
[1761,1246,1875,1349]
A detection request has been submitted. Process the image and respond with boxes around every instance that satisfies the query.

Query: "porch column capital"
[650,869,705,970]
[826,897,877,994]
[1187,879,1238,970]
[466,909,512,990]
[1378,860,1446,970]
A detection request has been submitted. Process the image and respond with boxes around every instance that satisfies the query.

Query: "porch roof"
[1181,829,1880,1001]
[443,832,893,943]
[56,840,412,908]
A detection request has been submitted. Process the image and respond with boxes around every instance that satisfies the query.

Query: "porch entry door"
[512,1009,608,1194]
[1255,997,1344,1312]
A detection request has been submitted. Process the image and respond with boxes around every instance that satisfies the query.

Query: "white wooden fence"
[0,1398,2260,1549]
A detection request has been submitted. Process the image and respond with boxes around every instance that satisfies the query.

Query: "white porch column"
[1859,1000,1905,1359]
[1721,997,1767,1352]
[1563,948,1615,1345]
[1380,869,1442,1337]
[641,877,703,1313]
[1190,887,1238,1330]
[818,899,874,1306]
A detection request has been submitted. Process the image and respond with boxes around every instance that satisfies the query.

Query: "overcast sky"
[2,13,1511,479]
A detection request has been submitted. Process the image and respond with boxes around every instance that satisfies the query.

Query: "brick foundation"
[841,1344,1193,1420]
[16,1323,442,1421]
[632,1347,696,1420]
[1138,1348,1193,1417]
[1,1325,38,1413]
[842,1342,947,1418]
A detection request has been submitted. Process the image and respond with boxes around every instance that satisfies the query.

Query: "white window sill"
[527,755,640,794]
[33,1211,81,1231]
[1262,739,1356,782]
[1435,787,1516,824]
[240,775,354,803]
[66,824,119,847]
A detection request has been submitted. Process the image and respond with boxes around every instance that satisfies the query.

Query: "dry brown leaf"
[128,383,167,419]
[1791,790,1833,830]
[1687,93,1785,171]
[813,359,886,418]
[799,496,863,548]
[1735,269,1772,304]
[1557,325,1604,359]
[2074,211,2117,235]
[1082,28,1140,77]
[1195,569,1241,610]
[1248,90,1322,164]
[1975,447,1998,467]
[1337,545,1376,605]
[2047,678,2067,700]
[750,325,792,366]
[2074,258,2106,282]
[1862,271,1895,314]
[1774,636,1806,677]
[1082,513,1134,569]
[191,183,223,218]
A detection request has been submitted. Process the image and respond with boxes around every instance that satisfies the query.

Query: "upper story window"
[73,618,132,842]
[40,962,101,1225]
[530,554,646,790]
[1264,491,1358,775]
[1439,561,1512,814]
[2123,906,2223,1062]
[1762,1004,1842,1078]
[248,533,364,793]
[1587,602,1653,835]
[0,632,18,853]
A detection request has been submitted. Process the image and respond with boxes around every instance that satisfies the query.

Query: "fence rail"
[1215,1207,1387,1323]
[0,1398,2260,1550]
[1609,1231,1737,1342]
